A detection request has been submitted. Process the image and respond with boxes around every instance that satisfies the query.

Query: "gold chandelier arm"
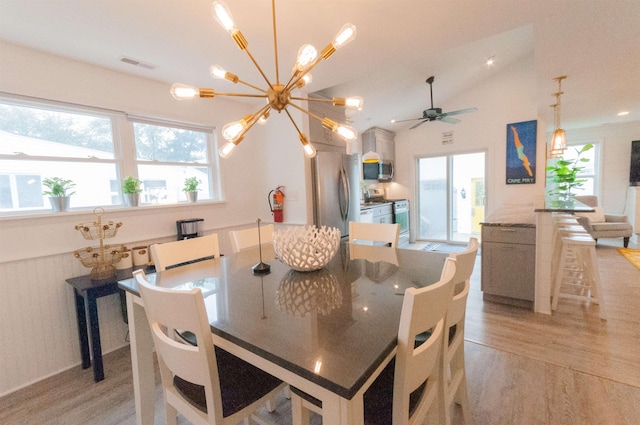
[272,0,280,85]
[243,47,275,91]
[284,107,303,134]
[283,58,321,92]
[237,79,268,94]
[213,92,269,99]
[287,101,324,123]
[284,108,316,158]
[291,96,333,103]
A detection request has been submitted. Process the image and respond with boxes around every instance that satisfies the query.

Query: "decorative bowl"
[273,225,341,272]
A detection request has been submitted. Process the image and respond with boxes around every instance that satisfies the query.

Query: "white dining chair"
[441,237,478,425]
[228,224,274,253]
[150,233,221,272]
[290,257,457,425]
[133,269,286,425]
[348,221,400,247]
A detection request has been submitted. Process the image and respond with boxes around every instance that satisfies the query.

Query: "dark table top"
[118,243,448,399]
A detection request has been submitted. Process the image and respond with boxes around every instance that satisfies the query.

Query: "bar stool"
[551,233,607,320]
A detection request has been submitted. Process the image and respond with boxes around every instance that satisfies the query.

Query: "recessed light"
[617,111,630,116]
[486,56,495,66]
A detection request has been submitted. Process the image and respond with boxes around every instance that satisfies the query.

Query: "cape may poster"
[506,120,537,184]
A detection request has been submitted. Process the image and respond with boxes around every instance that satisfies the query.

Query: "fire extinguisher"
[269,186,285,223]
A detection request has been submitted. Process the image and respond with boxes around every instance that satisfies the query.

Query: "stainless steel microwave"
[363,161,394,181]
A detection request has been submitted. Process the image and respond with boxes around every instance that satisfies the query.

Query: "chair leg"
[290,392,311,425]
[624,237,630,248]
[165,404,178,425]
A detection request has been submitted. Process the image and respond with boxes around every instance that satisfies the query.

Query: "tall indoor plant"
[122,176,143,207]
[546,143,593,201]
[182,176,202,202]
[42,177,76,212]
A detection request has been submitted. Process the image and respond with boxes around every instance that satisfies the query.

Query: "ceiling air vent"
[119,56,157,70]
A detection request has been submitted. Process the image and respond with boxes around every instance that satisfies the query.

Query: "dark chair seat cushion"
[290,358,425,425]
[174,346,282,418]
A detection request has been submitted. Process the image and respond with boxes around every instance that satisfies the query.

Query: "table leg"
[86,289,104,382]
[126,292,156,425]
[73,289,90,369]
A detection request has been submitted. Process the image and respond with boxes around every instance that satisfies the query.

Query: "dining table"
[118,241,449,425]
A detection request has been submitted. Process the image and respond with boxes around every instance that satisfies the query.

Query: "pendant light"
[548,75,567,158]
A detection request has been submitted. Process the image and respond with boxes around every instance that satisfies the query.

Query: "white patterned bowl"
[273,226,341,272]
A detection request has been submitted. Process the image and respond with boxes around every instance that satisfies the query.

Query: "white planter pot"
[49,196,70,212]
[186,191,198,202]
[124,193,140,207]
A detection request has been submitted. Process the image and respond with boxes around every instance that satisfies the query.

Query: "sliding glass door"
[416,151,485,243]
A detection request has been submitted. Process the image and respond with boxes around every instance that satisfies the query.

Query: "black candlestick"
[252,218,271,274]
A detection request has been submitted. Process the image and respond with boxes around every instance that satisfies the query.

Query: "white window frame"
[0,93,221,216]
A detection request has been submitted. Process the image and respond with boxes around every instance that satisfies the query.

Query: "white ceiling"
[1,0,639,134]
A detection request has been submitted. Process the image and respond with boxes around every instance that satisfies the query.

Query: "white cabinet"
[308,95,346,147]
[481,225,536,308]
[362,127,395,162]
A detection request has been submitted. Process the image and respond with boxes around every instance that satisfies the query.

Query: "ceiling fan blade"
[394,117,424,123]
[409,119,429,130]
[443,107,477,117]
[439,116,460,124]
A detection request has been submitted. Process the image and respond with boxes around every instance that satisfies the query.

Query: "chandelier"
[548,75,567,158]
[170,0,363,159]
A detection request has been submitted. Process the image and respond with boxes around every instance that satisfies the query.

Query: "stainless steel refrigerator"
[312,150,361,239]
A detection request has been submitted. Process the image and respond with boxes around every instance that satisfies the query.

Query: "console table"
[66,266,153,382]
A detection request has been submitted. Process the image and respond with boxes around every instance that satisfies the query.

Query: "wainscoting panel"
[0,253,129,397]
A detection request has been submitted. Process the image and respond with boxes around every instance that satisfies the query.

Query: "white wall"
[393,56,544,241]
[0,41,311,396]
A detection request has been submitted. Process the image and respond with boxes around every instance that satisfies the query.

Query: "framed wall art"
[506,120,537,184]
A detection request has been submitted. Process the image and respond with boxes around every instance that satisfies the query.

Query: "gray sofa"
[574,195,633,248]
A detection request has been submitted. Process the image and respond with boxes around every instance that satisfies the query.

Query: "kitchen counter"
[360,201,392,209]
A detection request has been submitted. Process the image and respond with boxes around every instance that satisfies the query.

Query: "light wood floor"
[1,239,639,425]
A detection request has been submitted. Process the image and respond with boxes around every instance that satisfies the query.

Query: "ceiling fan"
[396,76,477,129]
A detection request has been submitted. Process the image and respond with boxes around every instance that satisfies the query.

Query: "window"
[0,95,219,214]
[131,120,215,204]
[562,142,600,196]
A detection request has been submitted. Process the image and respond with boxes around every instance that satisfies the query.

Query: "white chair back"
[150,233,220,272]
[348,221,400,247]
[228,224,274,253]
[440,237,478,425]
[393,256,456,425]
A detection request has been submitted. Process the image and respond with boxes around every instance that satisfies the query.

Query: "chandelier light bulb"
[344,96,363,110]
[299,134,317,158]
[170,83,199,100]
[212,1,236,34]
[222,120,247,142]
[336,124,357,142]
[258,111,270,125]
[295,74,312,89]
[295,44,318,72]
[332,23,356,49]
[219,140,238,158]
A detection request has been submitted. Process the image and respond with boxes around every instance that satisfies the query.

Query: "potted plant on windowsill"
[122,176,143,207]
[546,143,593,205]
[183,177,202,202]
[42,177,76,212]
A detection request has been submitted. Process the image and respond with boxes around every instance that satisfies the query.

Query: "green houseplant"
[182,177,202,202]
[122,176,142,207]
[546,143,594,201]
[42,177,76,212]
